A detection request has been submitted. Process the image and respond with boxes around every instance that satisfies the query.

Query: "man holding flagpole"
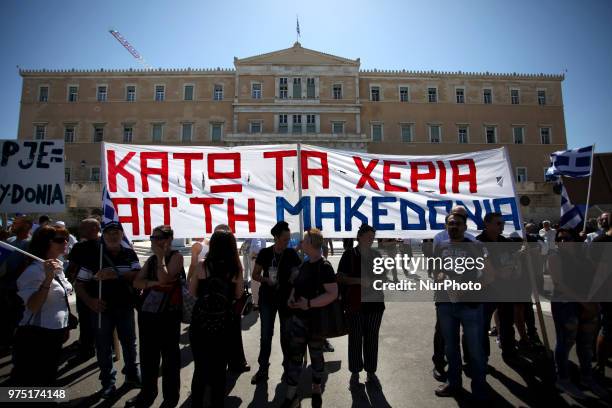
[74,189,142,399]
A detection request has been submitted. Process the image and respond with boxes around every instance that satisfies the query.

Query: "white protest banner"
[0,140,66,213]
[102,143,521,239]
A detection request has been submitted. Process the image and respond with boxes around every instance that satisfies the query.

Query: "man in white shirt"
[539,220,557,251]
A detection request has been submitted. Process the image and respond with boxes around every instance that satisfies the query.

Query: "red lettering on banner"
[228,198,256,232]
[450,159,477,193]
[190,197,224,233]
[263,150,297,190]
[143,197,171,235]
[173,152,204,194]
[436,161,447,194]
[140,152,169,192]
[111,197,139,235]
[301,151,329,189]
[106,150,136,192]
[383,160,408,192]
[207,153,242,193]
[353,157,380,190]
[410,161,436,192]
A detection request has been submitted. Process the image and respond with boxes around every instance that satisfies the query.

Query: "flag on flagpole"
[559,182,586,229]
[545,145,593,180]
[102,186,133,248]
[296,16,300,38]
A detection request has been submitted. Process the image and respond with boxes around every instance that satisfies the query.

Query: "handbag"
[308,261,348,339]
[54,276,78,331]
[233,284,253,316]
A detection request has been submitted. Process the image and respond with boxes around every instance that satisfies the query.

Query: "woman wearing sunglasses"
[130,225,184,408]
[12,224,73,386]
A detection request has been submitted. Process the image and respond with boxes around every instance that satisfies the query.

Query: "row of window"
[37,81,548,105]
[370,85,547,105]
[35,122,224,143]
[37,83,222,103]
[370,123,552,144]
[35,120,552,145]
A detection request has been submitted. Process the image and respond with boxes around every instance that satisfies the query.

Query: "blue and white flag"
[545,145,593,180]
[102,187,133,248]
[559,182,586,229]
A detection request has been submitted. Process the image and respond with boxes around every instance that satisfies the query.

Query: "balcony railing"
[224,132,369,143]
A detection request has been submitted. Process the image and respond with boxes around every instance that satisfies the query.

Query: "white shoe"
[580,377,610,399]
[556,378,587,400]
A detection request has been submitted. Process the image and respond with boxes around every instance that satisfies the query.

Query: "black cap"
[102,221,123,233]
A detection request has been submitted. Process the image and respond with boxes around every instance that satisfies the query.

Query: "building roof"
[19,42,564,81]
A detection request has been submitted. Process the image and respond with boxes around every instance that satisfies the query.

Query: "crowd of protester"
[0,210,610,407]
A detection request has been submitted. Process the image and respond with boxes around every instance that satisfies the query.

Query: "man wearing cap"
[74,221,142,398]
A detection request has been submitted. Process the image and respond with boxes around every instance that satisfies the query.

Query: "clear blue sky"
[1,0,611,151]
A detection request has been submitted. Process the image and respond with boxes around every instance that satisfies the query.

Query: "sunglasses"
[51,237,68,244]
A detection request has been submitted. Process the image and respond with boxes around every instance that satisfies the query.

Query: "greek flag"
[296,17,300,37]
[559,182,586,229]
[545,145,593,180]
[102,187,133,248]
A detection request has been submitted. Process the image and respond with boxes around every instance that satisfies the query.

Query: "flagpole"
[296,143,304,259]
[582,144,596,233]
[0,240,45,263]
[98,239,103,329]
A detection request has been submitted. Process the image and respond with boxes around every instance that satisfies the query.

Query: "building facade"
[17,42,566,223]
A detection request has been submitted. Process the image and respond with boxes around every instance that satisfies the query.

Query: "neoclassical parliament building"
[17,42,565,223]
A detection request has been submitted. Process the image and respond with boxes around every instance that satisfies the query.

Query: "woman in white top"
[12,224,73,386]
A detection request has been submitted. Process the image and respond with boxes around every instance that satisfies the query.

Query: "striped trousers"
[347,310,384,373]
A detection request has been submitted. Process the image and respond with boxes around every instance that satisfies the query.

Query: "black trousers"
[138,311,181,404]
[227,313,247,370]
[497,302,516,356]
[433,311,446,370]
[523,302,538,339]
[347,310,384,373]
[76,297,95,353]
[190,327,228,408]
[11,326,65,386]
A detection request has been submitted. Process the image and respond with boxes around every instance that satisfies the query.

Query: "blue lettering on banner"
[372,196,396,231]
[344,196,368,231]
[276,196,311,229]
[493,197,521,230]
[275,196,520,234]
[315,197,341,230]
[427,200,453,230]
[399,198,426,230]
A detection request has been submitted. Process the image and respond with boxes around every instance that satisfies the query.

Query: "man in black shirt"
[66,218,101,360]
[251,221,302,384]
[75,221,141,398]
[283,228,337,408]
[475,212,520,362]
[434,213,489,402]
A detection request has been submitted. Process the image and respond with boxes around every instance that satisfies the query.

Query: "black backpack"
[191,271,231,335]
